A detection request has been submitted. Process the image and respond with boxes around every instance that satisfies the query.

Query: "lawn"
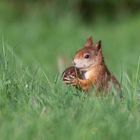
[0,9,140,140]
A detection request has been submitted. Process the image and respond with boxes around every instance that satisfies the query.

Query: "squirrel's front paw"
[63,75,78,85]
[62,66,79,85]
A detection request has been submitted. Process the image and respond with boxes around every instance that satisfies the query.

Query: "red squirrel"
[63,37,121,96]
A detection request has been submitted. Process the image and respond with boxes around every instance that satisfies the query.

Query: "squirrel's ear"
[84,36,93,48]
[95,40,102,51]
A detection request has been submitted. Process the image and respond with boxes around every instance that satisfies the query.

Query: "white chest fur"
[82,70,92,79]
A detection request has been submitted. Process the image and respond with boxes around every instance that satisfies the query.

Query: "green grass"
[0,12,140,140]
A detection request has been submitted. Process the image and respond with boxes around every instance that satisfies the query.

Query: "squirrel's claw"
[69,75,75,79]
[70,78,78,86]
[64,80,72,84]
[63,75,76,81]
[63,77,71,81]
[63,76,78,86]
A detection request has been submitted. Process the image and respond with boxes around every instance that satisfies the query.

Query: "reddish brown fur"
[63,37,121,97]
[75,47,95,58]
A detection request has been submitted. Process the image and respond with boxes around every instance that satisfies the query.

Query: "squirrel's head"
[73,36,103,71]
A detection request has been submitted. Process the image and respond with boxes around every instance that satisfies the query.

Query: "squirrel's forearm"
[77,79,92,91]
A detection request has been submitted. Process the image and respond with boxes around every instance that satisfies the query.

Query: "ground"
[0,13,140,140]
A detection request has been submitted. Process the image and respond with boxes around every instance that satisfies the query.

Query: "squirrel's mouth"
[73,59,96,71]
[74,64,96,71]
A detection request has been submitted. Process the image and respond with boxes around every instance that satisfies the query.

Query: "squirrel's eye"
[84,54,90,59]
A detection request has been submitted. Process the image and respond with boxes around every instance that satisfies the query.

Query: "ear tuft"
[95,40,102,51]
[84,36,93,48]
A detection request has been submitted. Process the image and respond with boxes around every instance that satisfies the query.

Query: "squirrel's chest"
[84,71,91,79]
[82,70,96,80]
